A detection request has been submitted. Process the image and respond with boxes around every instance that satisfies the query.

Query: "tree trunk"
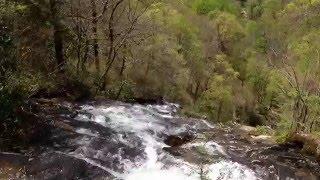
[216,24,227,54]
[309,118,316,133]
[82,39,89,71]
[50,0,65,72]
[115,81,125,100]
[217,101,223,122]
[293,97,309,133]
[194,81,200,101]
[119,57,126,77]
[91,0,100,72]
[101,0,124,91]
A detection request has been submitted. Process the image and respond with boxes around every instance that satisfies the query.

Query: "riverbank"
[208,125,320,179]
[234,124,320,163]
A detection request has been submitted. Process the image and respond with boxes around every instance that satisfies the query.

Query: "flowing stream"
[3,100,319,179]
[51,102,258,179]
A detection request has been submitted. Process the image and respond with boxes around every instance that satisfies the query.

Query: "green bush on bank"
[0,71,55,136]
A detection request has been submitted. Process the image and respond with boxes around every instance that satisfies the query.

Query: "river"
[1,100,319,179]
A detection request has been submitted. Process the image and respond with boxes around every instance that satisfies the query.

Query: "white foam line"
[201,119,215,129]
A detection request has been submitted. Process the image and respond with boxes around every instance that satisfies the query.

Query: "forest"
[0,0,320,178]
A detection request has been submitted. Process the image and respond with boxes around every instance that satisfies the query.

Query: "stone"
[251,135,276,145]
[163,147,183,156]
[238,125,258,135]
[164,132,195,147]
[290,133,320,161]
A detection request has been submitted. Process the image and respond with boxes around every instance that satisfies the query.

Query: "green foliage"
[0,1,27,17]
[2,0,320,140]
[290,29,320,74]
[210,11,245,55]
[198,55,238,122]
[212,11,245,41]
[0,1,25,80]
[274,113,293,143]
[102,80,135,102]
[256,125,273,135]
[0,71,54,136]
[246,0,263,19]
[193,0,238,15]
[180,105,206,119]
[0,86,23,121]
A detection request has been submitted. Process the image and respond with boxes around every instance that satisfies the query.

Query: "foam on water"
[183,141,228,156]
[207,161,258,180]
[72,102,259,180]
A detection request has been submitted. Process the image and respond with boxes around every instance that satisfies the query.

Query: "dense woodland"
[1,0,320,141]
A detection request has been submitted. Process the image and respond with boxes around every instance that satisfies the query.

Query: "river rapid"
[61,101,257,179]
[1,100,319,179]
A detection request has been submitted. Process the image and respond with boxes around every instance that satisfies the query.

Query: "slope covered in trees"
[1,0,320,142]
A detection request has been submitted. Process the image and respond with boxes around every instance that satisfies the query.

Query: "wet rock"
[164,136,186,147]
[265,141,304,153]
[237,125,258,136]
[0,166,26,179]
[0,152,28,167]
[164,132,195,147]
[251,135,275,145]
[163,146,214,165]
[289,133,320,161]
[251,160,264,166]
[52,121,76,133]
[133,96,164,104]
[235,125,276,145]
[0,152,28,179]
[163,147,184,156]
[14,106,52,144]
[27,152,113,179]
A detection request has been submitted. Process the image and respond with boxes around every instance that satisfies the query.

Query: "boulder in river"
[237,125,259,136]
[163,147,184,156]
[164,132,195,147]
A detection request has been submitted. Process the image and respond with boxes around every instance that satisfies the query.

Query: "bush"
[180,105,207,119]
[0,86,23,121]
[0,71,55,136]
[274,115,292,143]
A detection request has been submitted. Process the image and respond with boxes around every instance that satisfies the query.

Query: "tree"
[193,0,239,15]
[199,54,239,122]
[49,0,66,72]
[90,0,100,72]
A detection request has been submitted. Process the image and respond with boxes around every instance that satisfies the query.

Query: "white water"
[72,102,259,180]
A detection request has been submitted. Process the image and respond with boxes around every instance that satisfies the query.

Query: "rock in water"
[164,132,195,147]
[162,147,183,156]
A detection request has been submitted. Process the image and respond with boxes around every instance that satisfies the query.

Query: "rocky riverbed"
[0,99,319,179]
